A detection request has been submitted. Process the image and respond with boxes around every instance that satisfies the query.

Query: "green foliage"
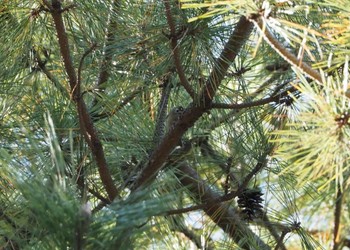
[1,0,350,249]
[272,78,350,189]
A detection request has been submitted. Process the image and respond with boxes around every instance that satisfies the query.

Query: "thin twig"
[333,184,343,250]
[34,49,70,98]
[275,231,288,250]
[95,0,120,88]
[78,43,98,87]
[270,80,292,97]
[197,137,239,188]
[258,215,287,250]
[163,0,195,99]
[92,86,144,121]
[211,85,296,109]
[169,216,215,250]
[239,157,268,191]
[87,187,110,204]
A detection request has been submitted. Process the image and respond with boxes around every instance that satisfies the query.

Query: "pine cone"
[238,188,264,221]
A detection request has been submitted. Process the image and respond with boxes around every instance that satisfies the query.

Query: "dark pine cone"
[238,188,264,221]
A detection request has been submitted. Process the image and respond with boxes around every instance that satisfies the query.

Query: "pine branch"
[47,0,118,201]
[199,16,254,107]
[92,86,144,121]
[164,142,272,219]
[34,48,70,99]
[273,221,301,250]
[169,217,215,250]
[95,0,120,88]
[257,215,287,250]
[131,15,253,190]
[249,14,322,84]
[333,184,343,250]
[90,0,120,112]
[211,85,296,109]
[176,163,270,249]
[197,137,239,187]
[239,157,269,191]
[163,0,195,99]
[78,43,97,87]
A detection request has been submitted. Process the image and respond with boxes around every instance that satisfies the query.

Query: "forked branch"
[132,16,254,189]
[47,0,118,201]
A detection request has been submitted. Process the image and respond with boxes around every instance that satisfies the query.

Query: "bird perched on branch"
[166,106,185,133]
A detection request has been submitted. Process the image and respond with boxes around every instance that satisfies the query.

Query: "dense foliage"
[1,0,350,249]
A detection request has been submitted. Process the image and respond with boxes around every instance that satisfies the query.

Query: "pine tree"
[1,0,350,249]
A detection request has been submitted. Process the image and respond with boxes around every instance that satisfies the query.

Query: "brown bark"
[176,163,270,250]
[48,0,118,201]
[132,16,254,190]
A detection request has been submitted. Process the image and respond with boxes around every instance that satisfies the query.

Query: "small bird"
[166,106,185,133]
